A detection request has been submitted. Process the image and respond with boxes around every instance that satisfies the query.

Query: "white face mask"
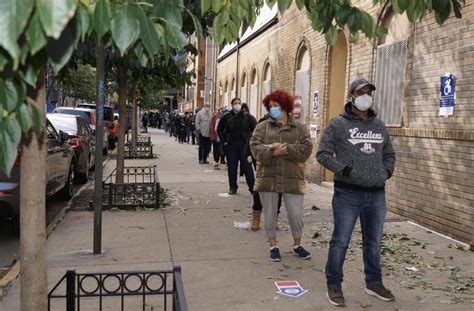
[233,104,241,112]
[353,94,373,111]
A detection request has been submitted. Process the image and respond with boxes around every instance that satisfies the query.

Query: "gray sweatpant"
[259,192,304,239]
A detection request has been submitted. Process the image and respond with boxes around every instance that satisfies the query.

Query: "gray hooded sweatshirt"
[316,102,396,190]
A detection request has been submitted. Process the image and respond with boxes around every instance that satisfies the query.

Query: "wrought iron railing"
[48,266,187,311]
[102,166,160,209]
[124,144,155,159]
[126,135,152,147]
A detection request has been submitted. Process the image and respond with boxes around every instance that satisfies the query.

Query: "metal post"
[66,270,76,311]
[94,41,105,254]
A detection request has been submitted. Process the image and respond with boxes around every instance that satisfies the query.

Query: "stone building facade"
[213,1,474,246]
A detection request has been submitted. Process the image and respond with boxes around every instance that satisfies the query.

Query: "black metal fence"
[102,166,160,209]
[126,135,152,147]
[124,144,155,159]
[48,266,187,311]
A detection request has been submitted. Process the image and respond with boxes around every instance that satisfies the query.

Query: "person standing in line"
[184,112,193,143]
[210,110,225,169]
[316,78,396,307]
[250,90,313,262]
[217,98,257,199]
[163,111,170,133]
[195,104,212,164]
[141,112,149,133]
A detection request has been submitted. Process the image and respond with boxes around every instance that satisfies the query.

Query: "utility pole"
[93,42,105,254]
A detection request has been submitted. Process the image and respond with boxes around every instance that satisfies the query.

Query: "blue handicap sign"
[440,74,455,108]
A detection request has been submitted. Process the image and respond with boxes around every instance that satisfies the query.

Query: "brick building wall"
[214,1,473,244]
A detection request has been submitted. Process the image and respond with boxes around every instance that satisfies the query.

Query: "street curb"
[0,155,112,294]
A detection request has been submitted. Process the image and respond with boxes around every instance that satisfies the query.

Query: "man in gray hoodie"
[196,104,212,164]
[317,78,396,307]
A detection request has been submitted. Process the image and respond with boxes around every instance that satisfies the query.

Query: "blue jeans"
[224,142,254,193]
[325,188,387,288]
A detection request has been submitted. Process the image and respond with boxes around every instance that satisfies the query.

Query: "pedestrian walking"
[316,78,396,307]
[250,90,313,262]
[217,98,257,198]
[195,104,212,164]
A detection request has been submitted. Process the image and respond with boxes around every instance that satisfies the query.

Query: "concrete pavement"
[0,128,472,310]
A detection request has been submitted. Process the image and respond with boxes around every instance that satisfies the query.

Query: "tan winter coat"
[250,115,313,194]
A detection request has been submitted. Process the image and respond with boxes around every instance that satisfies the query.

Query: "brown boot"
[251,210,261,231]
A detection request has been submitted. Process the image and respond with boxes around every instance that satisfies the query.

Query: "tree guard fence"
[102,166,160,209]
[126,135,152,147]
[48,266,187,311]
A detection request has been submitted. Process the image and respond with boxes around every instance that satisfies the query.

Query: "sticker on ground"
[218,193,230,197]
[275,281,307,298]
[233,221,250,229]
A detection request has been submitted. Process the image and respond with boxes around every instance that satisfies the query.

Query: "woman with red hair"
[250,90,313,262]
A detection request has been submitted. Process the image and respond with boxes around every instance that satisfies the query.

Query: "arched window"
[249,67,258,117]
[240,72,248,104]
[374,10,410,126]
[224,80,229,107]
[295,44,310,123]
[262,62,271,98]
[230,76,236,102]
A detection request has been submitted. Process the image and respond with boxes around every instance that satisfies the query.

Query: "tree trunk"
[20,69,47,311]
[116,64,127,184]
[131,87,138,147]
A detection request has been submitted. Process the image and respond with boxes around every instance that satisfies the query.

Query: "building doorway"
[324,31,347,182]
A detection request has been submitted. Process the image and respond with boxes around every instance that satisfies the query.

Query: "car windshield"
[49,118,77,136]
[55,109,92,125]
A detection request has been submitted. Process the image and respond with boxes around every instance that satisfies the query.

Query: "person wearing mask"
[195,104,212,164]
[217,98,257,198]
[316,78,396,306]
[250,90,313,262]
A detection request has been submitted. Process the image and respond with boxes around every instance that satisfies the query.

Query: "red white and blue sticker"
[275,281,307,298]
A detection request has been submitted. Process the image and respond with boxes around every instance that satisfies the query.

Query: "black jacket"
[217,111,256,145]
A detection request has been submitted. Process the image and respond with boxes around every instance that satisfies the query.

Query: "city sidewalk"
[0,129,472,310]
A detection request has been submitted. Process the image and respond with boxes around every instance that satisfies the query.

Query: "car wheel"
[59,164,75,200]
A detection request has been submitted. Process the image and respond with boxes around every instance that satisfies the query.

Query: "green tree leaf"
[398,0,410,11]
[77,2,91,42]
[93,0,111,42]
[139,14,161,58]
[452,0,462,18]
[0,116,21,176]
[201,0,212,13]
[30,101,44,136]
[2,79,19,112]
[277,0,291,15]
[16,103,33,134]
[295,0,305,10]
[212,0,224,13]
[164,22,187,49]
[38,0,77,39]
[111,3,140,56]
[325,25,338,45]
[25,12,47,56]
[18,64,39,87]
[0,0,30,66]
[46,21,79,74]
[185,9,204,39]
[134,45,149,67]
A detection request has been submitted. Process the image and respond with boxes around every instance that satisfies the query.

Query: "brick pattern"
[214,1,474,243]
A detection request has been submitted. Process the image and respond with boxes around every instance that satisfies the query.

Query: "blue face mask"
[269,107,282,120]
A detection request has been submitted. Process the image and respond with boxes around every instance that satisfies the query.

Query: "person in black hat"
[316,78,396,306]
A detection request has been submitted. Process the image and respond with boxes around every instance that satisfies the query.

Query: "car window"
[56,109,92,125]
[46,122,59,140]
[49,118,78,136]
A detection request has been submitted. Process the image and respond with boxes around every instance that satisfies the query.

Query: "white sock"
[293,245,301,250]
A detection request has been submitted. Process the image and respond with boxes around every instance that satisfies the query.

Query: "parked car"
[47,114,96,183]
[53,107,109,155]
[77,103,118,149]
[0,120,75,234]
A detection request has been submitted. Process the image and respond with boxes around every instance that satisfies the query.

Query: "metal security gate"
[48,267,187,311]
[374,39,408,126]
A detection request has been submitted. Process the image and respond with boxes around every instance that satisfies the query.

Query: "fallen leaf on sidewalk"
[311,205,320,211]
[312,232,320,239]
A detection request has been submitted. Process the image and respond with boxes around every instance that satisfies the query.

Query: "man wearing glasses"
[317,78,396,307]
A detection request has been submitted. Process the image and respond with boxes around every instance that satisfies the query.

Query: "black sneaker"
[270,247,281,262]
[327,287,345,306]
[228,188,237,195]
[365,284,395,301]
[293,246,311,259]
